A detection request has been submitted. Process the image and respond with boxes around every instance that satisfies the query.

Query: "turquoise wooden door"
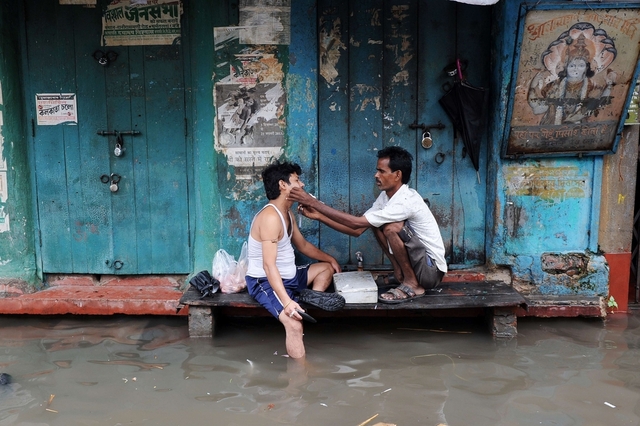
[317,0,490,268]
[25,0,190,274]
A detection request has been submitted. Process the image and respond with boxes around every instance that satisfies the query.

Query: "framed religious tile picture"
[503,4,640,158]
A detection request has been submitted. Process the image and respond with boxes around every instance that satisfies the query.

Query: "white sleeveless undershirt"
[246,204,297,279]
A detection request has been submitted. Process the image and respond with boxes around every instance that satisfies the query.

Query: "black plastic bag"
[189,270,220,298]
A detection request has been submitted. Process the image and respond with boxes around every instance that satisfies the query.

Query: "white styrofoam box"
[333,271,378,304]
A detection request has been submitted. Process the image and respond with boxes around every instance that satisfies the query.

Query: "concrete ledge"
[45,274,186,287]
[517,295,605,318]
[0,285,187,316]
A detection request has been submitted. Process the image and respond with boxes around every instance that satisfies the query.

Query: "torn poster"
[215,82,286,179]
[239,0,291,45]
[214,26,243,51]
[101,0,182,46]
[35,93,78,126]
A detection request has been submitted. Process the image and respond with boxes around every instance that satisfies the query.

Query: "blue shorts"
[245,265,310,318]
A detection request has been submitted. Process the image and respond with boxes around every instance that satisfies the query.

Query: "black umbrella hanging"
[438,59,487,183]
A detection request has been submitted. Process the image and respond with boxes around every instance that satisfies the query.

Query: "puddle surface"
[1,313,639,425]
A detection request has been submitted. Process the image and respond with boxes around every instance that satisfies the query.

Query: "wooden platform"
[179,280,528,339]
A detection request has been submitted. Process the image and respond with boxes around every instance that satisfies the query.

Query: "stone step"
[0,270,492,316]
[45,275,185,288]
[0,285,187,316]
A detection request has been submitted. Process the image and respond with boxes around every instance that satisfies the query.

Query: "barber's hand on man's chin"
[289,187,313,204]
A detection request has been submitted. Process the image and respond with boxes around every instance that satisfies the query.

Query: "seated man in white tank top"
[245,161,343,359]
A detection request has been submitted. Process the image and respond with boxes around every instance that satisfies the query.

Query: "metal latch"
[97,130,140,157]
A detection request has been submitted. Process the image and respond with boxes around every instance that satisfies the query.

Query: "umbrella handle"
[456,58,463,81]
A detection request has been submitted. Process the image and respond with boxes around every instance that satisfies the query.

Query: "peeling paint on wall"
[369,8,381,26]
[352,84,381,111]
[387,6,413,88]
[319,17,345,87]
[0,81,9,233]
[504,165,589,201]
[542,252,588,276]
[390,4,409,21]
[392,70,409,85]
[511,252,608,296]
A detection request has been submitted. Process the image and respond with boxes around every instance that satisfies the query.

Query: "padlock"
[110,182,119,192]
[114,142,124,157]
[421,131,433,149]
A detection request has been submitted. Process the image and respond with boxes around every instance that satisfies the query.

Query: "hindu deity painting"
[505,8,640,157]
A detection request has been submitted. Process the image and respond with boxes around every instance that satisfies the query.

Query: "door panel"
[349,0,385,264]
[318,0,350,261]
[318,0,489,268]
[26,0,190,274]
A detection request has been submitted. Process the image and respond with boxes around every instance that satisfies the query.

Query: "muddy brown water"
[1,312,639,425]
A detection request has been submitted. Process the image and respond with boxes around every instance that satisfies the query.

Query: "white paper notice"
[35,93,78,126]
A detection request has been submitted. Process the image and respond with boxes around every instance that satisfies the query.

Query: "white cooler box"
[333,271,378,304]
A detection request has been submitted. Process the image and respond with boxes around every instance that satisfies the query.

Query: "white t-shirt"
[364,184,447,273]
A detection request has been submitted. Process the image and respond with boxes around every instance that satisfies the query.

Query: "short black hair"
[261,161,302,200]
[377,146,412,184]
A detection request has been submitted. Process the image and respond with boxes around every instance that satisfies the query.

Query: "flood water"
[1,311,639,426]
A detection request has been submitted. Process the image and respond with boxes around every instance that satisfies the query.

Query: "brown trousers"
[398,223,445,289]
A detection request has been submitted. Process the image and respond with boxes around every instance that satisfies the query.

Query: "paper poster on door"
[35,93,78,126]
[239,0,291,45]
[102,0,182,46]
[214,82,286,179]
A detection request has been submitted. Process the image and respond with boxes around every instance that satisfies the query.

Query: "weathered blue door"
[317,0,490,268]
[24,0,190,274]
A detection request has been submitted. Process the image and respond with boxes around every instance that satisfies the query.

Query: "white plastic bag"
[211,243,247,294]
[235,242,248,279]
[211,249,236,281]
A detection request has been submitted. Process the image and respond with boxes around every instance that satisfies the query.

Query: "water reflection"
[0,314,639,425]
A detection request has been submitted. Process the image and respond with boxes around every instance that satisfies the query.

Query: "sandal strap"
[397,284,416,298]
[381,285,414,301]
[382,287,406,300]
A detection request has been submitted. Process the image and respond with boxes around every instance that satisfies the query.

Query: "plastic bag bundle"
[189,270,220,298]
[212,242,248,294]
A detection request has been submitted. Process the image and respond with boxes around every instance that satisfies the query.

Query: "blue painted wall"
[0,0,616,299]
[0,1,38,287]
[187,0,319,272]
[488,1,610,296]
